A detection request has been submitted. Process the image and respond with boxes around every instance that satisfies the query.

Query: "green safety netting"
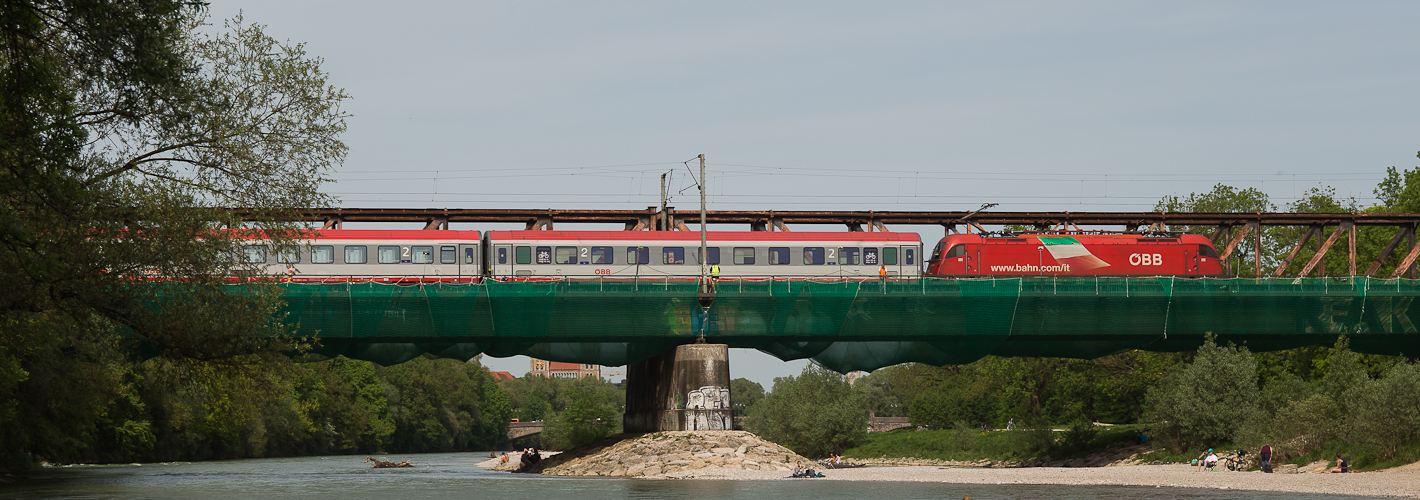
[274,277,1420,372]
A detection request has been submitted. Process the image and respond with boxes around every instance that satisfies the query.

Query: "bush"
[540,390,617,450]
[1347,362,1420,460]
[1057,420,1100,454]
[748,364,869,458]
[1144,335,1258,452]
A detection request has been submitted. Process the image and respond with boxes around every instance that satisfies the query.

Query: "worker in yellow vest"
[710,263,721,281]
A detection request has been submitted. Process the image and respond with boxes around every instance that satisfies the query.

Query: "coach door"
[459,244,478,279]
[494,244,512,278]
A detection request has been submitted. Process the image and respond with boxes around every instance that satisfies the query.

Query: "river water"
[0,452,1390,500]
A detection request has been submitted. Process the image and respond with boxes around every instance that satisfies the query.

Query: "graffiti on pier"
[683,385,732,430]
[686,386,730,410]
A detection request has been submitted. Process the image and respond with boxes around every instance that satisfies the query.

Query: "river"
[0,452,1391,500]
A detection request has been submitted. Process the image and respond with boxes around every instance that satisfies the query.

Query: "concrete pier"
[623,343,732,432]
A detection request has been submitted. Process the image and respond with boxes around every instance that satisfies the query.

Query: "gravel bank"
[480,431,810,477]
[650,463,1420,498]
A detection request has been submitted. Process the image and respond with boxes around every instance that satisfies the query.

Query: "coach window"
[555,246,577,265]
[905,248,916,265]
[536,246,552,265]
[697,247,720,265]
[412,246,434,264]
[769,247,790,265]
[591,246,614,264]
[802,247,825,265]
[277,246,300,264]
[311,245,335,264]
[242,245,267,264]
[345,245,367,264]
[463,247,475,264]
[882,247,898,266]
[733,247,755,265]
[496,247,507,265]
[864,248,878,265]
[378,246,400,264]
[663,247,685,265]
[840,248,860,265]
[515,246,531,265]
[441,246,457,264]
[627,247,650,265]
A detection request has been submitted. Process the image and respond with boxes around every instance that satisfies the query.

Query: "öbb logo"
[1130,253,1163,266]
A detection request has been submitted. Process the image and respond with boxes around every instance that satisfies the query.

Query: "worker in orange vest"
[879,265,888,281]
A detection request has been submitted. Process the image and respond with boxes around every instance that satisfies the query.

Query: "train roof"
[939,233,1212,243]
[487,230,920,242]
[237,229,482,240]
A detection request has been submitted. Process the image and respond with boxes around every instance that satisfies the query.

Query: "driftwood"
[365,456,414,468]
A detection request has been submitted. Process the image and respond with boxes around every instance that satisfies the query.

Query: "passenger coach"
[483,231,922,280]
[238,230,483,281]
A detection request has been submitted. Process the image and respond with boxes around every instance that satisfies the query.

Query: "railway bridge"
[246,208,1420,432]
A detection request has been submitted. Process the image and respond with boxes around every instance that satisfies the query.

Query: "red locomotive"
[925,233,1224,277]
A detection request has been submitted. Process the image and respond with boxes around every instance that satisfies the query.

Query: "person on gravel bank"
[1259,444,1272,472]
[1329,453,1349,473]
[1195,448,1216,471]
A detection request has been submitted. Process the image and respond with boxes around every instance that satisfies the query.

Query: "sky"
[207,1,1420,387]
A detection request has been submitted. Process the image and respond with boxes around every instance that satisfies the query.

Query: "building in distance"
[529,358,601,379]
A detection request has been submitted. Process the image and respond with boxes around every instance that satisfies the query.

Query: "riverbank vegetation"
[1,1,357,473]
[3,354,510,469]
[498,375,625,450]
[814,339,1420,471]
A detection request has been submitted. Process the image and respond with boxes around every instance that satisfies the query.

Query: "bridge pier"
[623,343,732,432]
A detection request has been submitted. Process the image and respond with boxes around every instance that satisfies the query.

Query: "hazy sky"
[208,1,1420,387]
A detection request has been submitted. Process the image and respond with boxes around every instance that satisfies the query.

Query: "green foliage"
[0,354,509,467]
[844,424,1143,462]
[748,364,869,458]
[1347,362,1420,460]
[1155,183,1275,214]
[850,371,906,417]
[1,2,348,472]
[1144,335,1259,452]
[1375,155,1420,213]
[1236,338,1420,469]
[906,351,1180,431]
[541,390,617,450]
[729,378,764,417]
[497,374,623,450]
[1155,184,1274,277]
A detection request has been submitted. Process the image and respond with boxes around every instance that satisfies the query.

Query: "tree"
[748,364,868,458]
[1266,186,1362,277]
[1364,154,1420,276]
[1374,153,1420,213]
[1144,336,1259,452]
[1155,184,1274,277]
[729,378,764,417]
[1,2,348,471]
[541,389,617,450]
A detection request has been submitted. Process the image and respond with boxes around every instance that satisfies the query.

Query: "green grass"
[1134,440,1420,472]
[843,424,1150,463]
[1281,441,1420,472]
